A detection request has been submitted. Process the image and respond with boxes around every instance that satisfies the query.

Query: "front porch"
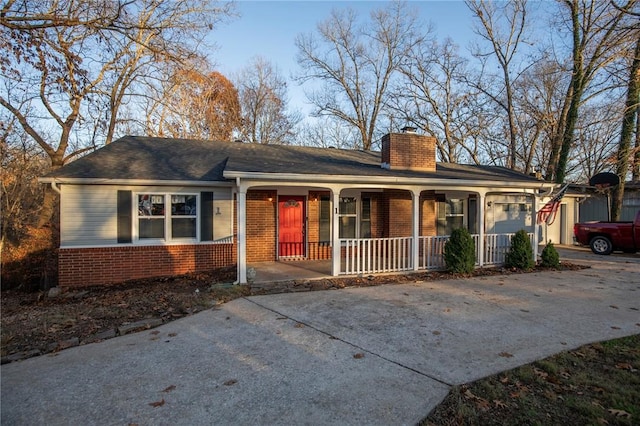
[248,232,535,283]
[237,184,540,283]
[340,233,534,275]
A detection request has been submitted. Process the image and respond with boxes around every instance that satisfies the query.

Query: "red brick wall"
[381,132,436,171]
[246,190,277,262]
[58,244,235,288]
[376,190,436,238]
[420,191,437,236]
[384,189,413,237]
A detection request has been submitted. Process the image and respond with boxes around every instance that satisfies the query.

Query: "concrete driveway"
[2,248,639,425]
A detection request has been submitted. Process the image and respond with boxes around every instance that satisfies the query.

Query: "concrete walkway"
[2,248,639,425]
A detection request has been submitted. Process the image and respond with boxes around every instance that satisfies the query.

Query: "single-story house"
[40,128,559,288]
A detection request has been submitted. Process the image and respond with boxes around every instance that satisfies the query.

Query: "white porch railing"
[482,234,510,266]
[340,237,413,275]
[417,235,450,270]
[339,233,534,275]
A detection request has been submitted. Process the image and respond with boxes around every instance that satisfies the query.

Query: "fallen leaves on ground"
[1,262,587,363]
[149,399,165,408]
[423,335,640,426]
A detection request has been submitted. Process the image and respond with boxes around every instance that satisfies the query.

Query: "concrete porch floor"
[248,260,332,283]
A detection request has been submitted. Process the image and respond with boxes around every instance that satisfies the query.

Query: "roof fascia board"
[38,177,233,187]
[223,170,547,190]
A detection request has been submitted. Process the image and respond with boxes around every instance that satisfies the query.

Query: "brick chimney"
[381,127,436,171]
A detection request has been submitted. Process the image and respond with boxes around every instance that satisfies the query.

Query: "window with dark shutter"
[117,190,132,243]
[201,191,214,241]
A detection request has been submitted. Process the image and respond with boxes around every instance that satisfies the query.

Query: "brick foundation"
[58,244,235,288]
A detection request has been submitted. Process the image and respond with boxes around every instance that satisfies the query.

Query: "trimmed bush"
[444,228,476,274]
[504,229,535,270]
[540,241,560,268]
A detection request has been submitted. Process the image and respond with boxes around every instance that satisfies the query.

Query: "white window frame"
[437,198,467,236]
[338,196,371,239]
[338,197,357,239]
[134,192,199,243]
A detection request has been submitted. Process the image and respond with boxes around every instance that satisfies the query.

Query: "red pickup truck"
[573,210,640,255]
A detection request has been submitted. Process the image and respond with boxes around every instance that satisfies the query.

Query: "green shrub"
[504,229,534,270]
[540,241,560,268]
[444,228,476,274]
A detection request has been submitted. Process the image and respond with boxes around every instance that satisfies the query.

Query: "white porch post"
[331,188,341,276]
[532,192,539,261]
[412,189,420,271]
[478,192,485,267]
[237,185,247,284]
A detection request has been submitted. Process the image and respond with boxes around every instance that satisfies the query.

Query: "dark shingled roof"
[44,135,542,184]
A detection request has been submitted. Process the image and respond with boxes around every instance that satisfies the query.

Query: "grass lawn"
[422,334,640,425]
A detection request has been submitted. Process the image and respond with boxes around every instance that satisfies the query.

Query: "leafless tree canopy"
[2,0,640,233]
[1,0,235,225]
[295,1,427,150]
[146,65,241,141]
[236,56,300,145]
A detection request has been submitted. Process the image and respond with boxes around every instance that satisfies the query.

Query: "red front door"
[278,196,306,258]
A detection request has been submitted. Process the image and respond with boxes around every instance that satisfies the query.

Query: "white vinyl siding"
[60,185,233,247]
[212,190,233,242]
[60,185,118,246]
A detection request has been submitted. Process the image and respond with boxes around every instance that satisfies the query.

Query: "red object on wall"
[278,196,306,257]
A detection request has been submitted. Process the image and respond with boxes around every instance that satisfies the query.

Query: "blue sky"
[209,1,477,114]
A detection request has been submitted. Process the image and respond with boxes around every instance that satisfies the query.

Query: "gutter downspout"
[50,180,62,194]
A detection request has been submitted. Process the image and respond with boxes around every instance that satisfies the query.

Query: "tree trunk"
[633,102,640,181]
[545,84,572,181]
[555,1,584,184]
[36,149,65,228]
[37,187,59,228]
[611,37,640,221]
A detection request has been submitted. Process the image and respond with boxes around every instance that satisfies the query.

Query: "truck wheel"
[589,236,613,255]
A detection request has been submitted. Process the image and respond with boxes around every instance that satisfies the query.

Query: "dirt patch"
[1,263,585,364]
[1,267,240,362]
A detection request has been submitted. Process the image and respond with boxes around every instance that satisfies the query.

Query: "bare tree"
[295,1,425,150]
[612,35,640,219]
[466,0,529,170]
[391,37,483,163]
[511,58,570,175]
[147,66,241,141]
[236,56,300,144]
[546,0,637,183]
[634,101,640,180]
[296,117,361,149]
[0,118,49,250]
[0,0,234,226]
[571,102,622,182]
